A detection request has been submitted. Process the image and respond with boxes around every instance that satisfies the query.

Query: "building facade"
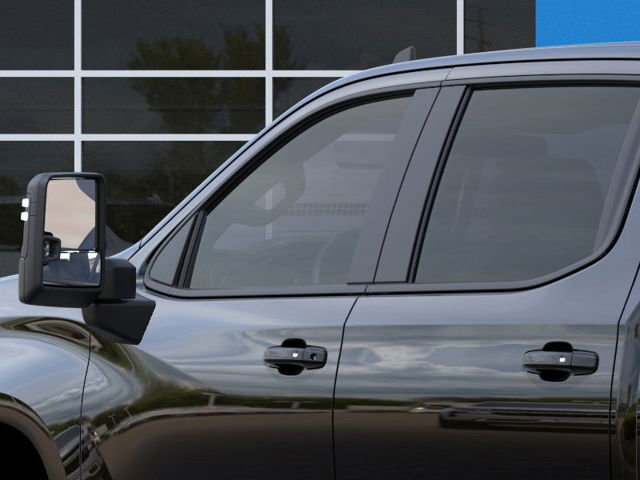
[0,0,635,275]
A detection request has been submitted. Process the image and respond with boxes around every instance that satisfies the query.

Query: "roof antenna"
[393,46,416,64]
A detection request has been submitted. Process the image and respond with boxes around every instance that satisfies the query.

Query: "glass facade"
[465,0,535,53]
[274,0,456,69]
[83,0,265,70]
[83,78,265,133]
[0,1,537,276]
[0,2,73,69]
[274,78,335,117]
[0,79,73,133]
[83,142,242,252]
[0,143,73,275]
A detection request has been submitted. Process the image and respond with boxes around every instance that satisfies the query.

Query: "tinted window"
[416,86,640,285]
[274,78,334,118]
[84,78,264,134]
[188,96,412,289]
[0,2,73,69]
[149,218,194,285]
[0,143,73,277]
[464,0,535,53]
[274,0,456,69]
[83,142,243,251]
[83,0,264,69]
[0,79,73,133]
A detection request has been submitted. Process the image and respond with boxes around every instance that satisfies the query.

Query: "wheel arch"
[0,394,66,480]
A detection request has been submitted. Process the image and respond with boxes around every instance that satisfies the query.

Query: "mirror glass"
[42,178,101,287]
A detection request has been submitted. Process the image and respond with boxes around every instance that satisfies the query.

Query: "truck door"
[80,88,438,479]
[334,83,640,479]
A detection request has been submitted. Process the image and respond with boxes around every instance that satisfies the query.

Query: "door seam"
[331,296,360,480]
[609,257,640,479]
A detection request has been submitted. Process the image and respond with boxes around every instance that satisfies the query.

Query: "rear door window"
[415,86,640,285]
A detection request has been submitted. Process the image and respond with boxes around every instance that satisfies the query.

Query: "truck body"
[2,42,640,479]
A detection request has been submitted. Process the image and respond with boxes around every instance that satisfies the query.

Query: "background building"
[0,0,636,275]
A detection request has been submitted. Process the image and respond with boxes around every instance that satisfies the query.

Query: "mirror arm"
[82,258,156,345]
[82,296,155,345]
[97,257,137,301]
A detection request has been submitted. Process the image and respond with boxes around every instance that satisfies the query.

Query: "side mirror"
[19,173,105,307]
[19,172,155,345]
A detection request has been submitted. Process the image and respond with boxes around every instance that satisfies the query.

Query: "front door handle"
[523,342,598,382]
[264,338,327,375]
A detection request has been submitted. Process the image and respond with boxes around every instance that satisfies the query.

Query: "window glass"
[83,142,243,253]
[0,143,73,277]
[149,218,194,285]
[274,0,456,70]
[0,2,72,69]
[274,78,335,118]
[464,0,535,53]
[84,78,264,134]
[0,79,73,133]
[188,96,412,289]
[416,86,640,285]
[83,0,264,69]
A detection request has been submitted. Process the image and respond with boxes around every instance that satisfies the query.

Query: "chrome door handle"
[523,342,598,382]
[264,338,327,375]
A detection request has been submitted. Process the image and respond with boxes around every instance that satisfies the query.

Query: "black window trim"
[143,86,439,299]
[374,85,466,282]
[371,76,640,295]
[147,213,199,288]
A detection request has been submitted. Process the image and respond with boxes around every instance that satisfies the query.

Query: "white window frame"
[0,0,465,171]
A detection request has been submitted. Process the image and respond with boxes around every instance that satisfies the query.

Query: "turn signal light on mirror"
[20,197,29,222]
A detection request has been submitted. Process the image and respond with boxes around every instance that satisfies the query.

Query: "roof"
[324,41,640,91]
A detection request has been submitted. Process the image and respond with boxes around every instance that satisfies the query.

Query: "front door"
[334,83,640,479]
[80,90,434,479]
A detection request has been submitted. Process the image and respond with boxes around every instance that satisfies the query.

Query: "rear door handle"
[523,342,598,382]
[264,338,327,375]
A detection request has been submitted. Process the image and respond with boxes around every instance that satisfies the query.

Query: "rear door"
[334,80,640,479]
[80,87,438,479]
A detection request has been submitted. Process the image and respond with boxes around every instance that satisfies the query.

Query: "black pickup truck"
[2,42,640,479]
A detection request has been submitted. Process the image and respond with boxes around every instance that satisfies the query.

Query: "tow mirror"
[19,173,105,307]
[19,172,154,344]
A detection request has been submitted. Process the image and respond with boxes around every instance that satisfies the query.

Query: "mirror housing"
[19,172,106,307]
[18,172,155,345]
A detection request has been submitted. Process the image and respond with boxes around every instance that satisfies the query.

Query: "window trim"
[143,88,437,299]
[147,215,197,287]
[375,77,640,294]
[374,85,466,282]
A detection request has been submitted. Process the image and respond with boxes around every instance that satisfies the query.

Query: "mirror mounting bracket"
[97,257,137,301]
[82,295,155,345]
[82,257,155,345]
